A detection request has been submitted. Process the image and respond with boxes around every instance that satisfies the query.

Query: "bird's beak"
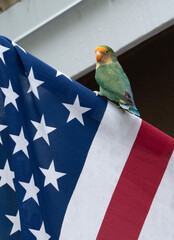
[96,51,103,62]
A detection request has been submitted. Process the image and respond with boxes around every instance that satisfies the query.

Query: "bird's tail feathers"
[119,103,140,117]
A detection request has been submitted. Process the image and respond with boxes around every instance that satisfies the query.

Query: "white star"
[12,41,26,53]
[0,159,15,191]
[19,175,39,204]
[27,68,44,99]
[6,211,21,235]
[1,81,19,110]
[62,95,91,125]
[56,70,72,81]
[0,44,10,64]
[56,70,62,77]
[40,160,66,191]
[0,124,7,144]
[29,222,51,240]
[31,115,56,145]
[10,127,29,158]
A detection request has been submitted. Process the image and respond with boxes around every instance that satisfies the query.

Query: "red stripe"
[97,121,174,240]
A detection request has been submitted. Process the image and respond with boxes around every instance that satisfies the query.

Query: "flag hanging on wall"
[0,36,173,240]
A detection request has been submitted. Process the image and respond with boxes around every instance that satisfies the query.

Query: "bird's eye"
[105,50,108,54]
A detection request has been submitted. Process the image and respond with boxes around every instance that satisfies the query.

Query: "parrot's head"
[95,45,117,67]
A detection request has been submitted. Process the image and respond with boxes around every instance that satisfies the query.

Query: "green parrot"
[95,45,140,116]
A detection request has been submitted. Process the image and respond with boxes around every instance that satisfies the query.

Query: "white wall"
[0,0,82,41]
[1,0,174,79]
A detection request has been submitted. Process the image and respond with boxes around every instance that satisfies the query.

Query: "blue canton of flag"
[0,36,107,239]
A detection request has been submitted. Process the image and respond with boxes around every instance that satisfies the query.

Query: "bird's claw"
[94,91,100,96]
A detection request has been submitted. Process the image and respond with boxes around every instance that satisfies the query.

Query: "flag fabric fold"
[0,36,173,240]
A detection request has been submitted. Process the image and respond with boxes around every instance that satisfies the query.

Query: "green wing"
[95,61,133,104]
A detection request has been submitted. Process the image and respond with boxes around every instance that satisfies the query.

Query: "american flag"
[0,36,174,240]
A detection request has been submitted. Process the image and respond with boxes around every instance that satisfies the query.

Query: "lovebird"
[95,45,140,116]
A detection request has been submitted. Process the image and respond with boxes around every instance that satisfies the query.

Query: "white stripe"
[138,151,174,240]
[59,102,142,240]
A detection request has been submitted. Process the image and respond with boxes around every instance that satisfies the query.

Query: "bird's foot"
[118,106,126,114]
[110,100,126,113]
[93,91,100,96]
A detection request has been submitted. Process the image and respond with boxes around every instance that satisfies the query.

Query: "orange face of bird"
[95,46,108,62]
